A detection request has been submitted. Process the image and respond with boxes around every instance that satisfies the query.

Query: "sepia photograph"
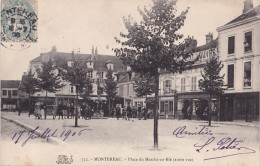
[1,0,259,165]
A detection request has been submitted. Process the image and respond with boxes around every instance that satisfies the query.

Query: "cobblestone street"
[1,112,259,166]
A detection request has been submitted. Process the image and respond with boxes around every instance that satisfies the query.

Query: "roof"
[195,39,217,52]
[1,80,20,89]
[30,50,125,72]
[225,5,260,25]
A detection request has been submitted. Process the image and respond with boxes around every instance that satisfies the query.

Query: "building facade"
[158,34,219,120]
[22,46,124,110]
[217,0,260,121]
[1,80,20,110]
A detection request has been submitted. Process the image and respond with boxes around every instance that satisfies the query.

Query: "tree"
[57,51,92,127]
[198,54,226,126]
[104,69,117,110]
[114,0,197,149]
[134,74,154,120]
[134,73,154,97]
[36,60,64,119]
[20,69,40,117]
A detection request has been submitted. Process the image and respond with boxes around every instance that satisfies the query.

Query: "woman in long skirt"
[40,102,44,119]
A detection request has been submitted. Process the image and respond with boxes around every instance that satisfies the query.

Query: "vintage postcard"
[1,0,259,165]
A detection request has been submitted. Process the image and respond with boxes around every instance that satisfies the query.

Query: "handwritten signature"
[12,126,91,146]
[172,126,256,160]
[194,137,256,160]
[173,126,213,138]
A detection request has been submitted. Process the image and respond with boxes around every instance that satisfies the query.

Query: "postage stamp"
[1,0,38,50]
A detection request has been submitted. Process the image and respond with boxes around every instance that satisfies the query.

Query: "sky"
[1,0,260,80]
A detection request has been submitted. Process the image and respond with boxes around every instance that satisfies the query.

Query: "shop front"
[159,96,176,119]
[176,92,220,121]
[220,92,259,121]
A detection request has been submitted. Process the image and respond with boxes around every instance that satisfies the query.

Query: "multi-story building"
[217,0,260,121]
[1,80,20,110]
[158,34,219,119]
[22,46,124,109]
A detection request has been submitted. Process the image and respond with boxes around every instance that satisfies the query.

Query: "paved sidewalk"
[1,112,259,129]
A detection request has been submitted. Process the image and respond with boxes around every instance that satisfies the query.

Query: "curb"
[196,120,259,128]
[1,116,66,145]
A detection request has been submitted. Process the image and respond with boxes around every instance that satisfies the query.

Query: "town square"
[1,0,259,165]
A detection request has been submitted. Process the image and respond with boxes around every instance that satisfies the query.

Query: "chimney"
[95,47,98,60]
[243,0,253,14]
[91,46,94,60]
[95,47,98,55]
[206,33,213,44]
[185,36,197,51]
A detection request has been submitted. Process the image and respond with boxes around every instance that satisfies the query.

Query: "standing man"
[127,105,132,121]
[81,103,86,119]
[138,104,142,120]
[70,102,74,119]
[58,101,63,119]
[116,105,121,120]
[143,106,147,120]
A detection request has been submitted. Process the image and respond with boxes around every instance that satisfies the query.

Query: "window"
[181,78,186,92]
[163,80,171,93]
[71,86,74,93]
[8,90,11,97]
[160,101,165,113]
[227,64,234,88]
[129,84,134,97]
[228,36,235,54]
[244,62,251,87]
[12,90,18,96]
[123,84,127,97]
[88,71,93,78]
[119,85,124,96]
[244,31,252,52]
[2,90,7,96]
[100,72,104,78]
[191,77,196,91]
[128,72,132,80]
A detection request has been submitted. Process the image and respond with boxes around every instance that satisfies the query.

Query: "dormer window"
[67,60,73,67]
[106,60,114,70]
[86,60,93,69]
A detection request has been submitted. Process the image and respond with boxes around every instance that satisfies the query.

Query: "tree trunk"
[75,87,79,127]
[154,74,159,150]
[45,91,47,119]
[208,94,212,126]
[28,94,31,117]
[144,95,147,120]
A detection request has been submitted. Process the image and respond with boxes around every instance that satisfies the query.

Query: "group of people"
[33,101,93,120]
[56,102,93,120]
[111,105,148,120]
[34,101,46,119]
[182,104,217,120]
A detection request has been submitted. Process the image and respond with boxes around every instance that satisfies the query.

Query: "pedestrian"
[81,103,86,119]
[34,102,39,119]
[127,105,132,120]
[138,105,142,120]
[40,102,45,119]
[43,102,47,119]
[182,106,187,119]
[58,101,63,119]
[187,106,192,120]
[70,102,74,119]
[52,104,57,119]
[122,106,127,120]
[66,103,70,119]
[142,106,147,120]
[116,105,121,120]
[113,107,116,118]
